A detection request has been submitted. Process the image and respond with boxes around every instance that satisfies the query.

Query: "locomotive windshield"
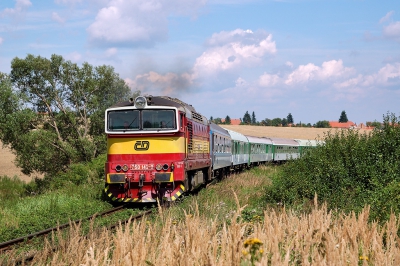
[107,109,176,132]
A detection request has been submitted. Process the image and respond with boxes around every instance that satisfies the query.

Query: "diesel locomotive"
[104,95,211,203]
[104,95,321,204]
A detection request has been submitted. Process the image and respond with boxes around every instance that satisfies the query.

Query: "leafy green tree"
[243,111,251,124]
[287,113,294,124]
[314,120,331,128]
[0,54,132,175]
[339,110,348,123]
[281,118,288,127]
[271,118,282,127]
[213,117,222,124]
[251,111,256,124]
[367,120,382,129]
[265,118,272,126]
[225,115,231,125]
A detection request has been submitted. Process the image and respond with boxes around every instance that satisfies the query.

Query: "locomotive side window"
[108,110,140,131]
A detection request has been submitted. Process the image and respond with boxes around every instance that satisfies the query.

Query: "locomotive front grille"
[154,172,174,183]
[107,173,125,183]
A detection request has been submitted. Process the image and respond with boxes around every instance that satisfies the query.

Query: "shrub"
[265,113,400,222]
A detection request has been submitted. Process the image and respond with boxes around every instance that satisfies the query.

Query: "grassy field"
[2,166,398,265]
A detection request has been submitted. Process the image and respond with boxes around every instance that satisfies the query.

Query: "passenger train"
[104,95,320,203]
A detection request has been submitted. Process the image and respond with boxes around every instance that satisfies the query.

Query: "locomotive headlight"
[155,164,162,171]
[122,164,129,172]
[162,164,169,171]
[135,96,146,108]
[115,165,122,172]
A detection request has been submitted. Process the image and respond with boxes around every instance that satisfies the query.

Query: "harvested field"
[0,141,38,183]
[221,125,372,140]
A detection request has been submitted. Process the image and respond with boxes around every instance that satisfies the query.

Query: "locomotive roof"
[110,95,208,125]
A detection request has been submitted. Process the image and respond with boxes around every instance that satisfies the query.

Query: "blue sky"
[1,0,400,125]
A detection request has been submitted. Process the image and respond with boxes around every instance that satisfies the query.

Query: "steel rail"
[0,205,125,251]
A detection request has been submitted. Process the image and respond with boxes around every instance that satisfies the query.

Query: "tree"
[213,117,222,124]
[271,118,282,127]
[339,110,348,123]
[251,111,256,125]
[281,118,288,127]
[367,120,382,129]
[243,111,251,124]
[314,120,331,128]
[0,54,132,175]
[287,113,294,124]
[225,115,231,125]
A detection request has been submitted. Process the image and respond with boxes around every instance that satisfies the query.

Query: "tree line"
[210,110,379,129]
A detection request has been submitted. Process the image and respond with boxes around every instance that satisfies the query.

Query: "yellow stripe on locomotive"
[107,136,185,154]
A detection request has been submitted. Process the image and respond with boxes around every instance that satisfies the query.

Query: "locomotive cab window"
[107,109,176,132]
[108,110,140,131]
[142,110,176,130]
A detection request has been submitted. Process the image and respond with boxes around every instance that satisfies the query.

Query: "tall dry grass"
[4,197,400,265]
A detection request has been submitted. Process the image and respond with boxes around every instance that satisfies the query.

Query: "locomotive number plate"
[131,164,154,170]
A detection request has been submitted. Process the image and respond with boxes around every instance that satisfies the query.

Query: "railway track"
[0,206,154,264]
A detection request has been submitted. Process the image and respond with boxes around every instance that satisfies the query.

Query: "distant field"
[0,126,372,182]
[221,125,371,140]
[0,141,33,182]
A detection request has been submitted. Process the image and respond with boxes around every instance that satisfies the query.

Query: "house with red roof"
[329,121,357,129]
[221,118,241,125]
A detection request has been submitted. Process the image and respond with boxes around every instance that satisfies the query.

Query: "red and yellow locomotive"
[104,96,211,203]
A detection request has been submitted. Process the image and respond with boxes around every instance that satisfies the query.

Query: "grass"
[2,169,400,265]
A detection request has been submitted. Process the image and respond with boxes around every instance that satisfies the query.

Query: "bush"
[265,113,400,223]
[23,153,106,195]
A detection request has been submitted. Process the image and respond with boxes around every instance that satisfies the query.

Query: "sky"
[1,0,400,125]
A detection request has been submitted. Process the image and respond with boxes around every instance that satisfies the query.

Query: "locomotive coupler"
[139,174,145,188]
[138,174,148,197]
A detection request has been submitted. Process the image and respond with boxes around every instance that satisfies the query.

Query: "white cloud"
[285,60,354,85]
[55,0,83,4]
[379,11,394,24]
[65,51,82,62]
[382,21,400,41]
[373,63,400,86]
[105,47,118,57]
[0,37,3,45]
[258,73,280,87]
[193,29,276,78]
[336,63,400,89]
[51,12,65,24]
[87,0,207,47]
[1,0,32,18]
